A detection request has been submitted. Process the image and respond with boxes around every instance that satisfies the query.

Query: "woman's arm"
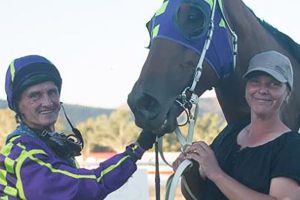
[269,177,300,200]
[185,141,300,200]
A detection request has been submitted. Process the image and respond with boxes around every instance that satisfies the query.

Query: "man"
[0,55,156,200]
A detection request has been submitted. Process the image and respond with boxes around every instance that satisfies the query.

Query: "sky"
[0,0,299,109]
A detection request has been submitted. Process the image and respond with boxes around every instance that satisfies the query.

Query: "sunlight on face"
[245,73,290,118]
[17,81,61,131]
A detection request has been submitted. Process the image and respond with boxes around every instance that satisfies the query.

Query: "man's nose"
[41,94,54,106]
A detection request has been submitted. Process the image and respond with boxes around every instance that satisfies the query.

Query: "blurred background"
[0,0,299,199]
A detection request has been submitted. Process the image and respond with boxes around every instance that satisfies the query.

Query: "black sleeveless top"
[202,120,300,200]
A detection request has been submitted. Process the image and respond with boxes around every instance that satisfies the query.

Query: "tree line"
[0,107,226,153]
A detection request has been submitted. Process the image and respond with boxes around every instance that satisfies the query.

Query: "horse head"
[129,0,300,198]
[128,0,237,134]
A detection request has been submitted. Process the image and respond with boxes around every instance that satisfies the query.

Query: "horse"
[128,0,300,134]
[127,0,300,198]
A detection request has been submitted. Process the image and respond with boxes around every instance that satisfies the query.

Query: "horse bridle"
[175,0,237,115]
[147,0,238,199]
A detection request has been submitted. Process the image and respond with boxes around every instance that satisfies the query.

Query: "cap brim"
[243,68,287,83]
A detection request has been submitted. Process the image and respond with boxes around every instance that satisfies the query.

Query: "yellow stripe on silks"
[1,143,13,157]
[15,143,95,179]
[155,1,169,16]
[218,0,224,13]
[27,154,96,179]
[4,157,15,174]
[97,155,130,182]
[15,149,45,200]
[131,144,139,150]
[0,169,18,198]
[206,0,214,9]
[219,19,226,28]
[0,196,9,200]
[14,147,97,200]
[1,136,21,156]
[1,136,20,174]
[4,186,18,198]
[152,24,160,38]
[0,169,7,185]
[9,61,16,82]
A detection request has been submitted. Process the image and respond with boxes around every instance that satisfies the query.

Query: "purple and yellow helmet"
[5,55,62,112]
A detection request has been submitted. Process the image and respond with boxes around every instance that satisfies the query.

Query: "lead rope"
[155,138,161,200]
[217,0,238,70]
[163,0,218,199]
[165,96,200,200]
[157,0,238,198]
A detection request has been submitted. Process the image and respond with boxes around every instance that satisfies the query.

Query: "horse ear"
[145,19,152,49]
[146,20,151,31]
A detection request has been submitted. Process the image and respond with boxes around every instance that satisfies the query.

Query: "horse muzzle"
[127,87,181,135]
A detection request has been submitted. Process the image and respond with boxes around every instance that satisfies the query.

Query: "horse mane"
[260,20,300,63]
[248,8,300,63]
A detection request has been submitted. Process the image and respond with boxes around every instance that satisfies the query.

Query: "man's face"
[18,81,60,131]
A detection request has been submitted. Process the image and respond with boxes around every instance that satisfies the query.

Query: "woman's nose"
[258,84,268,94]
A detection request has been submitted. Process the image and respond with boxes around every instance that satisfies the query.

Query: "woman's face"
[245,72,290,118]
[17,81,60,131]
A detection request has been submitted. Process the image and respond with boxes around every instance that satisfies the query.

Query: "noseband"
[147,0,238,199]
[175,0,238,112]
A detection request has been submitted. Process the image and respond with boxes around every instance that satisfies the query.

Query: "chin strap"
[60,102,84,150]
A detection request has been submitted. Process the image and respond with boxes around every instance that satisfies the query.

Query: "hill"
[0,99,7,109]
[196,97,223,116]
[0,97,223,126]
[60,103,113,125]
[0,99,113,126]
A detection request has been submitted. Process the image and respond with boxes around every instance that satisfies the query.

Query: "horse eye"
[175,4,207,39]
[188,13,200,21]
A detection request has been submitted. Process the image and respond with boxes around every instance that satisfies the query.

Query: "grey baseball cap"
[243,50,293,90]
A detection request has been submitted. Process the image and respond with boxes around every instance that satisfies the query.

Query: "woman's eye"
[270,81,282,87]
[248,78,259,84]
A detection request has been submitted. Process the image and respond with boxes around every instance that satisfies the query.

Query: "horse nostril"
[137,93,160,120]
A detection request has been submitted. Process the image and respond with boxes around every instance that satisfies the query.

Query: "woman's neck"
[238,114,290,148]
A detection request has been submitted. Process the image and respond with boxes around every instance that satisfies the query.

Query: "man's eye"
[29,92,41,100]
[49,89,59,97]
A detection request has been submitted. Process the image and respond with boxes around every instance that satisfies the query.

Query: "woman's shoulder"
[211,117,250,149]
[285,131,300,138]
[278,131,300,146]
[216,117,250,139]
[267,131,300,156]
[271,131,300,183]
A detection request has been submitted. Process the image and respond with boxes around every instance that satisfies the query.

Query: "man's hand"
[136,130,157,151]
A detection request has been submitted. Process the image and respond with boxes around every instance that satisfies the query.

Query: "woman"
[173,50,300,200]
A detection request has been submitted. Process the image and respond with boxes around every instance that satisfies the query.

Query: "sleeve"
[15,140,144,200]
[271,133,300,184]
